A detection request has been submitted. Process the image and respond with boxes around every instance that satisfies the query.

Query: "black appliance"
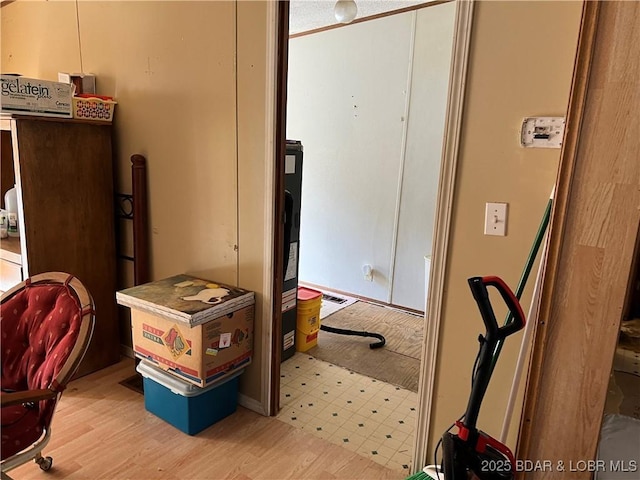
[281,140,303,361]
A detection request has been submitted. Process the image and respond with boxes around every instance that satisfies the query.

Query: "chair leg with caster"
[35,453,53,472]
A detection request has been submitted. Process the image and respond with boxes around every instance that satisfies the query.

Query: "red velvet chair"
[1,273,95,478]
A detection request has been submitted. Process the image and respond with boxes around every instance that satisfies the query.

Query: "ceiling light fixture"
[334,0,358,24]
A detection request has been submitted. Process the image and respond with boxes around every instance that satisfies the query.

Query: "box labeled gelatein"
[0,75,72,118]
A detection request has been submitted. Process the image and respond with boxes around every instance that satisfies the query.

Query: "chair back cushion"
[0,280,82,461]
[1,282,83,421]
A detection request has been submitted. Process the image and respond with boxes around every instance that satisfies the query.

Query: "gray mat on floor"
[307,301,423,392]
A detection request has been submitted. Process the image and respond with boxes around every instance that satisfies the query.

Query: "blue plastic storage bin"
[136,360,241,435]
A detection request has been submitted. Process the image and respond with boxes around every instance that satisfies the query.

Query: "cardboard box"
[0,75,72,118]
[130,304,254,387]
[116,274,255,327]
[58,72,96,95]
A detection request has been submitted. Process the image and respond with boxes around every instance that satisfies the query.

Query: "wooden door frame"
[411,0,474,470]
[517,0,640,475]
[264,2,476,459]
[517,3,601,456]
[266,0,290,415]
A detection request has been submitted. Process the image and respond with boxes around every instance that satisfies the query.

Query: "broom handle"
[498,186,554,443]
[489,196,553,373]
[499,233,548,442]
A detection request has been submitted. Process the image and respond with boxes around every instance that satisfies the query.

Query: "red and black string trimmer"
[440,276,526,480]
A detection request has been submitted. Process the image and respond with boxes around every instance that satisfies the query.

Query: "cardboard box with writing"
[117,274,255,387]
[1,75,72,118]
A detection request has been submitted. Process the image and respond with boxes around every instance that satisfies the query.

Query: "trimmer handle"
[468,276,526,339]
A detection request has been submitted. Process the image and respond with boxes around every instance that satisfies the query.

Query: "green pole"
[489,197,553,373]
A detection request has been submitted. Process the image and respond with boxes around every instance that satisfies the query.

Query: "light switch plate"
[485,203,507,236]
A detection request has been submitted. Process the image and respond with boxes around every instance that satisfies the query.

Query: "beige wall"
[427,0,583,453]
[236,0,274,406]
[1,0,272,405]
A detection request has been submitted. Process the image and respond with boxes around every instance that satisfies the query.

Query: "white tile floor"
[277,352,417,474]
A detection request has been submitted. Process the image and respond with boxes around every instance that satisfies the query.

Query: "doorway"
[287,0,455,389]
[269,0,472,474]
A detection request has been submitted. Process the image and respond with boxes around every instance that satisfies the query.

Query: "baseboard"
[300,280,424,316]
[238,393,267,416]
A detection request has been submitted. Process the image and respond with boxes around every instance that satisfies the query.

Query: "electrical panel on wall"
[520,117,565,148]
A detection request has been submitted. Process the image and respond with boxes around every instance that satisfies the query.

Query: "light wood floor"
[6,358,402,480]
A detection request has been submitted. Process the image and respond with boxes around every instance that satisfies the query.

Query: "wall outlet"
[362,264,373,281]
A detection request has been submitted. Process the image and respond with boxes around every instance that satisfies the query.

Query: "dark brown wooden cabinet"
[0,115,120,376]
